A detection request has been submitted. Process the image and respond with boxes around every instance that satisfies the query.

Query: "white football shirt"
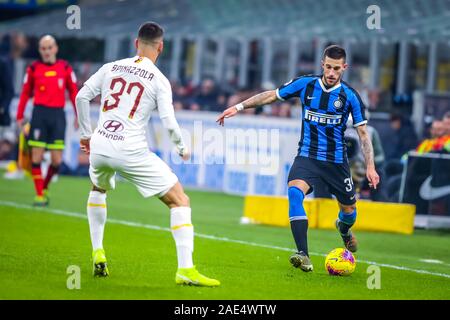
[84,56,175,157]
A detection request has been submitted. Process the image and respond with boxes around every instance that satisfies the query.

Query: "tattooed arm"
[240,90,278,109]
[356,124,380,189]
[216,90,278,125]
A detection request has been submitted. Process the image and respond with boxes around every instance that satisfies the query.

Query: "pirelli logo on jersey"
[304,109,342,125]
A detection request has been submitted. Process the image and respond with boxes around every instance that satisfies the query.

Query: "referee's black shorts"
[288,155,356,205]
[28,105,66,150]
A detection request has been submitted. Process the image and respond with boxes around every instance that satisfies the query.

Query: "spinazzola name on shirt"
[111,64,154,81]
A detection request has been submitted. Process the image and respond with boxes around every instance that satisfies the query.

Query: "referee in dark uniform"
[16,35,78,206]
[217,45,379,272]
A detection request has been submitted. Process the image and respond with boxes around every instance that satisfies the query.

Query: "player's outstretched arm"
[216,90,278,126]
[356,125,380,189]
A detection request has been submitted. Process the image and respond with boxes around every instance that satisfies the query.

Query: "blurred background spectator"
[387,113,419,161]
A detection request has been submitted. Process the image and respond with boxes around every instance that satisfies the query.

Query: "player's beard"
[324,74,342,87]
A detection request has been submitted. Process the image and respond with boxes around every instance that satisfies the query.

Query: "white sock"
[87,191,107,251]
[170,206,194,269]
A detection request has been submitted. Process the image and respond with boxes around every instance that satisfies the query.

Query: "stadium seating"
[1,0,450,42]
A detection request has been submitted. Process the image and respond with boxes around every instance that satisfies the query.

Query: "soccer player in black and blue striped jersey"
[217,45,380,272]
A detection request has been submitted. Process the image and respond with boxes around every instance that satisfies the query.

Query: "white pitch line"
[1,200,450,280]
[420,259,444,264]
[419,259,450,267]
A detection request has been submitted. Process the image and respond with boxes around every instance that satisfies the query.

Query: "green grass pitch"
[0,173,449,299]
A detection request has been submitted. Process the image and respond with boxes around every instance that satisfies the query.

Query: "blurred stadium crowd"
[0,26,449,204]
[1,32,449,153]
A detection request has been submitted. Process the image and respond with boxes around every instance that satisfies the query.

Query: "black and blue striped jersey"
[276,75,367,164]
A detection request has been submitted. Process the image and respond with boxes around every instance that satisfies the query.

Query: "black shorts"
[28,105,66,150]
[288,156,356,205]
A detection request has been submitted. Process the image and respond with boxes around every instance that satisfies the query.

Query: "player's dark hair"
[323,45,346,62]
[138,22,164,44]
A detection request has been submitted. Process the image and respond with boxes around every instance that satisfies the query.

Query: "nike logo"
[306,96,316,100]
[419,176,450,200]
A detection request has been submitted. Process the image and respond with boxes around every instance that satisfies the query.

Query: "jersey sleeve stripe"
[275,88,285,101]
[353,120,368,127]
[277,75,316,101]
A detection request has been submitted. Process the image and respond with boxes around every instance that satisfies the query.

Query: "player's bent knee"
[160,184,190,208]
[288,179,310,195]
[340,203,356,213]
[31,150,45,164]
[92,185,106,193]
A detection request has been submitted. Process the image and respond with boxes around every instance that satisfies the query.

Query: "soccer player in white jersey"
[75,22,219,287]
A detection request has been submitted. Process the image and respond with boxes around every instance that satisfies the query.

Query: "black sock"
[338,222,353,235]
[338,210,356,235]
[290,219,309,256]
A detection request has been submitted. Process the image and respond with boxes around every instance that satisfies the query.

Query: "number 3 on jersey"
[103,77,144,119]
